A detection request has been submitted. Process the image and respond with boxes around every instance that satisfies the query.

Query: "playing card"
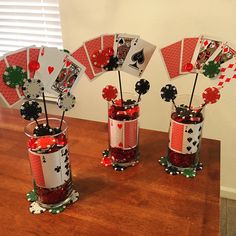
[28,145,71,188]
[84,36,103,76]
[72,45,95,80]
[50,54,85,95]
[34,46,67,93]
[120,38,156,77]
[180,37,200,73]
[109,118,138,149]
[191,36,223,71]
[102,34,115,49]
[0,57,21,107]
[28,46,40,79]
[217,56,236,87]
[206,42,236,65]
[160,41,182,79]
[114,33,139,66]
[169,119,203,154]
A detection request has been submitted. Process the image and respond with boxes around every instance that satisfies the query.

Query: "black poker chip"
[135,79,150,95]
[3,66,27,88]
[33,123,54,137]
[20,100,42,121]
[165,166,180,175]
[112,164,127,171]
[57,92,76,112]
[160,84,177,102]
[22,79,44,99]
[104,56,119,71]
[176,104,196,119]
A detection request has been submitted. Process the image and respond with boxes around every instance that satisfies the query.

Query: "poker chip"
[57,92,76,111]
[34,136,56,151]
[22,79,44,99]
[202,87,221,104]
[176,105,191,119]
[196,162,203,171]
[103,47,114,57]
[20,100,42,121]
[33,123,53,137]
[135,79,150,95]
[160,84,177,102]
[101,157,113,167]
[112,164,127,171]
[184,63,194,72]
[28,60,40,72]
[159,156,168,167]
[102,149,110,157]
[165,166,180,175]
[48,205,66,214]
[26,190,37,202]
[182,168,196,178]
[91,49,110,68]
[3,66,27,88]
[102,85,118,101]
[68,190,79,204]
[29,202,46,214]
[202,60,220,78]
[28,137,38,150]
[55,133,67,147]
[104,56,119,71]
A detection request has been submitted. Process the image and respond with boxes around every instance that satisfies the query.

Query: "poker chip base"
[26,189,79,215]
[159,156,203,178]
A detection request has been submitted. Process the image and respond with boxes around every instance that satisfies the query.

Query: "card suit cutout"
[188,128,193,134]
[187,137,192,143]
[192,141,197,146]
[118,142,123,147]
[199,126,202,132]
[41,48,44,56]
[48,66,54,74]
[117,124,122,129]
[187,146,191,151]
[66,60,72,67]
[198,135,201,140]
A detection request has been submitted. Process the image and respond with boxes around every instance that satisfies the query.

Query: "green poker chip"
[26,190,37,202]
[182,168,196,178]
[202,61,220,79]
[3,66,27,88]
[49,205,66,214]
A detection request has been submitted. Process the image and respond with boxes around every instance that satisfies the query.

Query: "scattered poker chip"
[158,156,168,167]
[102,149,110,157]
[196,162,203,171]
[176,106,191,119]
[55,133,67,147]
[28,60,40,72]
[20,100,42,121]
[135,79,150,95]
[26,190,37,202]
[182,168,196,178]
[112,164,127,171]
[123,99,136,107]
[202,87,221,104]
[91,49,110,68]
[165,166,180,175]
[68,190,79,204]
[102,85,118,101]
[57,92,76,111]
[104,56,119,71]
[101,157,113,167]
[3,66,27,88]
[28,137,38,150]
[202,60,220,78]
[49,205,66,214]
[22,79,44,99]
[29,202,46,214]
[184,63,194,72]
[34,136,56,151]
[160,84,177,102]
[33,123,53,137]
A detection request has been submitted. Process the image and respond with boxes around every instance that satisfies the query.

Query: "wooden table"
[0,107,220,236]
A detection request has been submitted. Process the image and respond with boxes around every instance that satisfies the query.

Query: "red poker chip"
[184,63,193,72]
[34,136,56,150]
[103,47,114,57]
[202,87,221,104]
[91,50,110,68]
[100,157,112,167]
[55,133,67,147]
[102,85,118,101]
[28,137,38,150]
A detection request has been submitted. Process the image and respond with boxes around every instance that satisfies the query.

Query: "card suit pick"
[48,66,54,74]
[117,124,122,129]
[66,60,72,67]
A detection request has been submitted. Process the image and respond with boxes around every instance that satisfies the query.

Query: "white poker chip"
[22,79,44,99]
[29,202,46,214]
[57,92,76,111]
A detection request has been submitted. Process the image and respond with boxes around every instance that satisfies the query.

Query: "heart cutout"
[187,137,192,143]
[117,124,122,129]
[48,66,54,74]
[192,141,197,146]
[66,60,72,67]
[118,142,123,147]
[187,146,191,151]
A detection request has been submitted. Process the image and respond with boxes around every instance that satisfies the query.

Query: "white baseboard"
[221,186,236,200]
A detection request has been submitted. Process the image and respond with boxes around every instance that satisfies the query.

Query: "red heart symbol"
[66,61,72,67]
[117,124,122,129]
[118,142,123,147]
[48,66,54,74]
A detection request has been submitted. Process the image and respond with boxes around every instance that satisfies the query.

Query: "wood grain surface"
[0,107,220,236]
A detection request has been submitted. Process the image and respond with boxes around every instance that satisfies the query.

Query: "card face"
[34,47,67,93]
[180,37,199,73]
[50,55,85,95]
[28,47,40,79]
[0,58,21,107]
[191,37,222,71]
[84,36,103,76]
[114,34,139,66]
[217,56,236,87]
[160,41,182,79]
[72,45,95,80]
[121,38,156,77]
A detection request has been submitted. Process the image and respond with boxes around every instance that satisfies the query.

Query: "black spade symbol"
[187,146,192,151]
[188,128,193,134]
[198,135,201,140]
[42,156,46,163]
[197,144,199,148]
[119,38,124,45]
[187,137,192,143]
[192,141,197,146]
[129,49,145,70]
[199,126,202,132]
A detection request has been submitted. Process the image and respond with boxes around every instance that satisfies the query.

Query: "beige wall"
[38,0,236,198]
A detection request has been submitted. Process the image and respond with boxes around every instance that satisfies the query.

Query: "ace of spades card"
[121,38,156,77]
[114,34,139,66]
[51,55,85,95]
